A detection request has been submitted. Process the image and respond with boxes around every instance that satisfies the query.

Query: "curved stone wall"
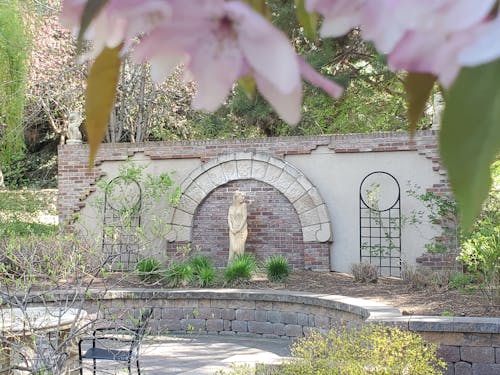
[166,152,332,244]
[26,288,500,372]
[80,289,396,338]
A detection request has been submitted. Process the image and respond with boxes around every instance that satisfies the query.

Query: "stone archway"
[167,152,332,246]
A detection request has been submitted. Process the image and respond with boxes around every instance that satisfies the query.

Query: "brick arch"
[166,152,332,243]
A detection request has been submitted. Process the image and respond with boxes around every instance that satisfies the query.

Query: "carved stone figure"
[228,190,248,264]
[66,111,83,144]
[432,92,445,130]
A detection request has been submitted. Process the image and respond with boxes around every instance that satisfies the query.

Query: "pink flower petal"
[255,74,302,125]
[60,0,85,31]
[459,18,500,66]
[361,0,406,54]
[298,57,343,98]
[306,0,364,37]
[226,1,300,95]
[189,35,243,112]
[389,30,475,88]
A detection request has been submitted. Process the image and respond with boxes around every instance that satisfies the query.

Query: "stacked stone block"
[27,289,500,373]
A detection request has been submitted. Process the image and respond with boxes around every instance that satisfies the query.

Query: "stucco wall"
[58,131,449,273]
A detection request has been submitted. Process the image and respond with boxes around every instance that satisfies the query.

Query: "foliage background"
[0,0,432,189]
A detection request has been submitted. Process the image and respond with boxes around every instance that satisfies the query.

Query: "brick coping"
[28,288,500,334]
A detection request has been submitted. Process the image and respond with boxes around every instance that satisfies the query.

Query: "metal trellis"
[102,176,142,271]
[359,171,401,277]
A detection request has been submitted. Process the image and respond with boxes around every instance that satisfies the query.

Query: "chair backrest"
[129,308,153,358]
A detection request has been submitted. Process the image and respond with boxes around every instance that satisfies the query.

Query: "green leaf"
[77,0,109,52]
[85,46,121,166]
[294,0,318,40]
[441,60,500,230]
[404,72,436,135]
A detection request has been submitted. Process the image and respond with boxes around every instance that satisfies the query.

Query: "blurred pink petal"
[298,58,343,98]
[396,0,495,33]
[459,17,500,66]
[306,0,364,37]
[389,30,477,88]
[255,74,302,125]
[360,0,406,54]
[189,35,243,112]
[227,1,300,94]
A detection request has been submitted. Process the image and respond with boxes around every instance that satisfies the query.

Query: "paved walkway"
[80,334,292,374]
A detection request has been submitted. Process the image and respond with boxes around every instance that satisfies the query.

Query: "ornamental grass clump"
[265,255,290,282]
[224,254,257,284]
[135,257,162,282]
[351,262,378,283]
[189,254,216,287]
[164,261,193,287]
[280,324,446,375]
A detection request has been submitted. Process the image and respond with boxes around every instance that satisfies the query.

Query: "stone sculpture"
[228,190,248,264]
[66,111,83,144]
[432,92,445,130]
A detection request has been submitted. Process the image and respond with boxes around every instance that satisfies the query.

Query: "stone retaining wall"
[44,288,498,375]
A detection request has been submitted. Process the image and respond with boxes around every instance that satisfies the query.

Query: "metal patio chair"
[78,309,152,374]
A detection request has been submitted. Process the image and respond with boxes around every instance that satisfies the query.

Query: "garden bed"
[91,269,499,318]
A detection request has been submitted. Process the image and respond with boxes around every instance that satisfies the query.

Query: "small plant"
[448,273,476,290]
[224,254,257,284]
[351,262,378,283]
[281,325,446,375]
[190,254,212,273]
[265,255,290,282]
[401,264,450,290]
[189,255,216,287]
[135,257,162,282]
[164,261,193,287]
[440,311,453,317]
[196,265,217,287]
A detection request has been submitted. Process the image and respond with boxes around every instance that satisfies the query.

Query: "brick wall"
[59,131,453,272]
[59,131,448,220]
[190,179,306,268]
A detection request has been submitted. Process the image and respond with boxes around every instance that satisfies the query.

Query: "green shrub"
[448,273,475,290]
[265,255,290,282]
[281,325,446,375]
[189,255,216,287]
[0,221,57,238]
[135,257,162,282]
[224,254,257,284]
[457,166,499,303]
[164,261,193,287]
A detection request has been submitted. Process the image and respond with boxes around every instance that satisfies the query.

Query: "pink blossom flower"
[307,0,497,87]
[61,0,172,58]
[132,0,343,124]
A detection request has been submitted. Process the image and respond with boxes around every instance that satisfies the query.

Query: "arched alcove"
[192,179,306,268]
[167,152,332,243]
[165,152,332,270]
